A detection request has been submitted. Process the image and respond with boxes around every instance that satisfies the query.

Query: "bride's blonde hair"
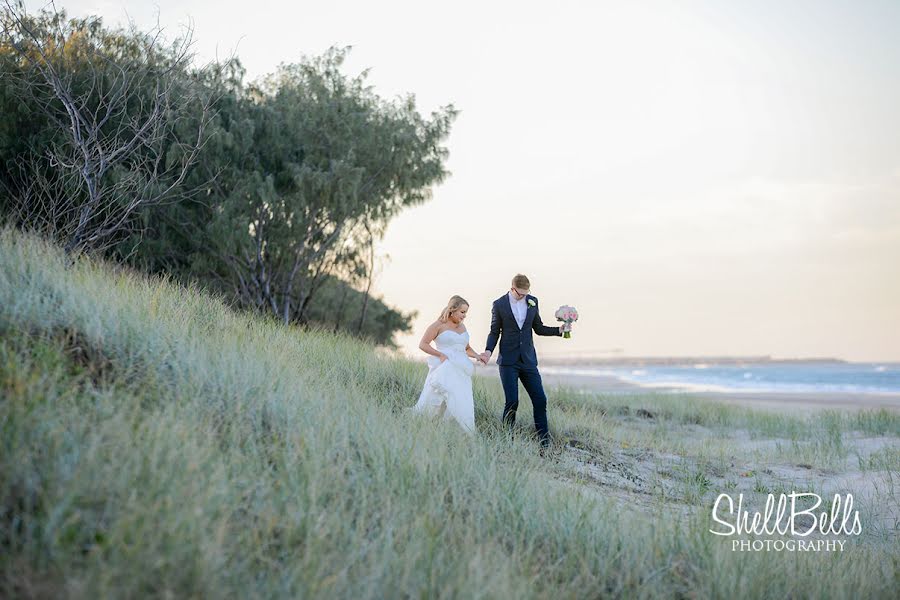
[438,295,469,322]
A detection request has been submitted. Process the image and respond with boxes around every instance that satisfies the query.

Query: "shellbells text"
[710,493,862,537]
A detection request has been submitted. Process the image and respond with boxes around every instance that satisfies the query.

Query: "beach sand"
[469,362,900,538]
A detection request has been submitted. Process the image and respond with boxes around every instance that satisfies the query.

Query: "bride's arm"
[465,343,485,362]
[418,322,447,362]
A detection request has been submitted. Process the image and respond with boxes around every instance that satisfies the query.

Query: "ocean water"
[541,363,900,395]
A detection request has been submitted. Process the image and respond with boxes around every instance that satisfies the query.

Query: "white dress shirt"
[508,291,527,329]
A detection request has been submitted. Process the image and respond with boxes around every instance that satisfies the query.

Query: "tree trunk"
[356,229,375,334]
[334,284,350,333]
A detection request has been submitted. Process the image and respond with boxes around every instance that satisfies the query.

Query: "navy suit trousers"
[498,357,549,446]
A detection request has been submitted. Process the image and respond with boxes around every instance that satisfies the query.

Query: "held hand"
[479,351,491,364]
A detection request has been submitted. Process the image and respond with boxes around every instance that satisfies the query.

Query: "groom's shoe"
[538,445,557,460]
[538,436,551,457]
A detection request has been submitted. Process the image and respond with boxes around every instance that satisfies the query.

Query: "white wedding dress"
[412,329,476,433]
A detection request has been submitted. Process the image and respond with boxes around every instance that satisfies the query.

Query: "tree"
[208,47,456,326]
[0,1,214,253]
[304,274,417,349]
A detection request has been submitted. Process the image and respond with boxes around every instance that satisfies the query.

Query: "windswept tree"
[0,1,214,253]
[209,47,456,325]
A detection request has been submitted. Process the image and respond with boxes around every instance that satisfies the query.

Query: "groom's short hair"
[512,274,530,290]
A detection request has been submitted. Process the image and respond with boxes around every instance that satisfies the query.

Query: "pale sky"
[30,0,900,361]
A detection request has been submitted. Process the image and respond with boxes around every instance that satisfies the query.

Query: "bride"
[411,295,484,433]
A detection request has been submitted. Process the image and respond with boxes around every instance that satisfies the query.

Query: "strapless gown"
[412,329,476,433]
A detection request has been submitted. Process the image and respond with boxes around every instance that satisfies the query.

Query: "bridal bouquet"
[555,305,578,339]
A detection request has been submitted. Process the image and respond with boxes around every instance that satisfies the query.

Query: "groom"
[480,274,568,448]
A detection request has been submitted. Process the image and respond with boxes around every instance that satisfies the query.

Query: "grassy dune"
[1,227,898,598]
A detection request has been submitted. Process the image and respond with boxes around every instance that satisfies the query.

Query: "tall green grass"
[1,228,897,598]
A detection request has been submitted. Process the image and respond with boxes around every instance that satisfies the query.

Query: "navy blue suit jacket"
[485,293,561,366]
